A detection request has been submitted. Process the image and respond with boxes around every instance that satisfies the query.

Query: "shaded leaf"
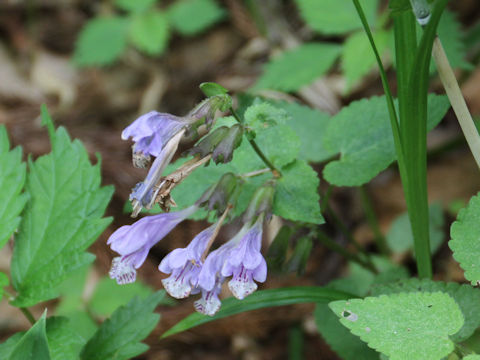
[46,317,86,360]
[80,291,164,360]
[167,0,225,36]
[115,0,157,12]
[129,11,169,55]
[254,43,341,92]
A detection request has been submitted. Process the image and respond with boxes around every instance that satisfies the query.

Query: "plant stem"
[230,107,281,177]
[432,37,480,170]
[20,307,36,325]
[240,168,271,178]
[201,204,232,261]
[358,186,389,255]
[316,231,378,274]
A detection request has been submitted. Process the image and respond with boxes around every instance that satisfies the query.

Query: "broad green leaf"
[273,101,333,163]
[8,312,51,360]
[11,107,114,307]
[273,160,323,224]
[370,278,480,342]
[128,11,169,55]
[80,291,164,360]
[323,94,450,186]
[73,17,129,66]
[464,356,480,360]
[294,0,379,35]
[342,30,390,92]
[0,333,23,358]
[329,292,464,360]
[88,277,155,317]
[387,203,444,254]
[254,43,341,92]
[244,102,290,132]
[450,192,480,286]
[315,303,378,360]
[0,271,9,301]
[115,0,157,12]
[55,311,98,340]
[200,82,228,97]
[0,125,27,249]
[162,286,354,338]
[46,317,86,360]
[167,0,225,36]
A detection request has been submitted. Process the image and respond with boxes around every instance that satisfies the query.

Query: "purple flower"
[129,129,185,217]
[159,224,216,299]
[221,217,266,300]
[108,205,197,285]
[122,111,186,157]
[194,280,223,316]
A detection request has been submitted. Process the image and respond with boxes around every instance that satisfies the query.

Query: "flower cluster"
[108,93,273,316]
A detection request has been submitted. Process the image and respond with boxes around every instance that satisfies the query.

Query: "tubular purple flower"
[194,280,223,316]
[159,224,216,299]
[122,111,187,157]
[130,129,186,217]
[108,205,198,285]
[221,216,266,300]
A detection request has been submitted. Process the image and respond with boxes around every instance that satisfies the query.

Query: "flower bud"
[188,95,232,128]
[212,124,243,164]
[196,173,239,215]
[243,181,275,223]
[187,126,230,158]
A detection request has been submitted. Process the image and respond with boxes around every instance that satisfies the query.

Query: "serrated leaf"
[8,312,51,360]
[11,108,114,307]
[115,0,157,13]
[342,30,389,92]
[294,0,379,35]
[450,192,480,286]
[74,17,129,66]
[430,9,470,72]
[273,160,323,224]
[162,287,354,338]
[167,0,225,36]
[323,94,450,186]
[273,101,333,163]
[129,11,169,55]
[315,303,379,360]
[46,317,86,360]
[80,291,164,360]
[254,43,341,92]
[0,125,27,249]
[370,278,480,342]
[387,203,444,254]
[329,292,464,360]
[88,277,155,317]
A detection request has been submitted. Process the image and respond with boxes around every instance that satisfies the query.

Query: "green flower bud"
[212,124,243,164]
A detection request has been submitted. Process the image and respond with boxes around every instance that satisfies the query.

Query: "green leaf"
[323,94,450,186]
[88,277,156,317]
[200,82,228,97]
[450,192,480,286]
[273,101,333,163]
[370,278,480,342]
[244,102,290,132]
[464,356,480,360]
[115,0,157,12]
[387,203,444,254]
[8,312,51,360]
[315,303,379,360]
[342,30,390,92]
[74,17,129,66]
[167,0,225,36]
[80,291,164,360]
[254,43,341,92]
[294,0,379,35]
[46,317,86,360]
[274,160,323,224]
[162,286,354,338]
[0,125,27,249]
[11,108,114,307]
[330,292,463,360]
[128,11,169,55]
[431,9,470,72]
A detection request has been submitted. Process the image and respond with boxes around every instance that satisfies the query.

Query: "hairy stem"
[230,107,281,177]
[432,37,480,170]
